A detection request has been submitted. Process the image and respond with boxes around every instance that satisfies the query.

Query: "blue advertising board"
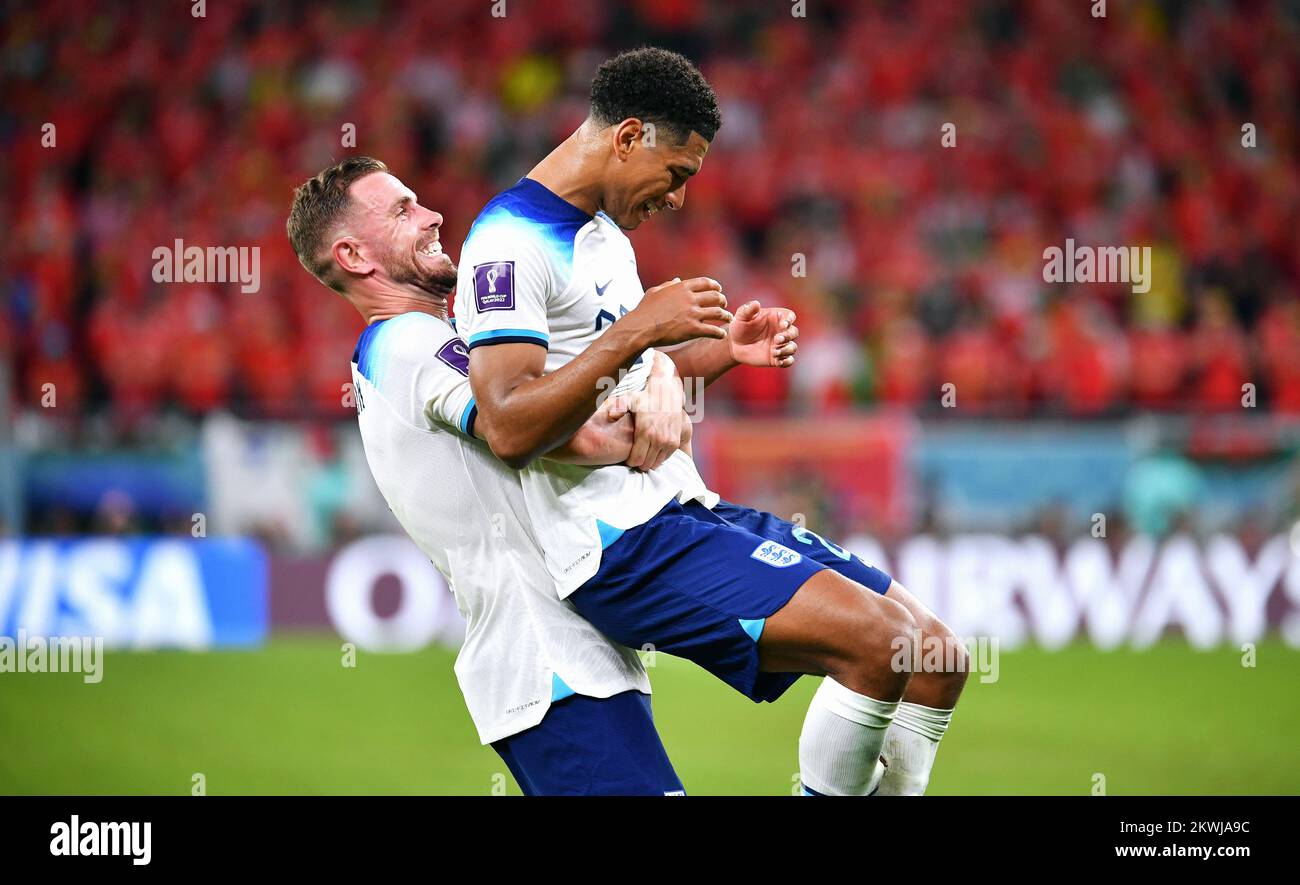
[0,538,267,648]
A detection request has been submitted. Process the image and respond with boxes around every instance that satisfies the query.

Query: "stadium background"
[3,0,1299,794]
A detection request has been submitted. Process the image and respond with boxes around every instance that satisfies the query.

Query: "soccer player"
[459,47,969,796]
[286,157,699,783]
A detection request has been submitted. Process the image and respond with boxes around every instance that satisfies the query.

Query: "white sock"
[798,677,899,796]
[875,702,953,796]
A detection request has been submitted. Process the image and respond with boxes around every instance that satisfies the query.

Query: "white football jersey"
[457,178,718,596]
[350,310,649,744]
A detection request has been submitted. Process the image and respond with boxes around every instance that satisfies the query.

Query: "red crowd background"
[3,0,1298,422]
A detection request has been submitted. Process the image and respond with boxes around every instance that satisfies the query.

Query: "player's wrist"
[607,318,657,358]
[720,331,743,368]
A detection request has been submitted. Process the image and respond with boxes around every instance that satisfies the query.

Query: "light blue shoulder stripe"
[467,328,549,346]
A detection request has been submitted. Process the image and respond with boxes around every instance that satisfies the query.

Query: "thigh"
[756,569,917,698]
[491,691,683,796]
[710,500,892,594]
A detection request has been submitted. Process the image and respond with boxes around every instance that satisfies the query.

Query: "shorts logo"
[750,541,802,568]
[435,338,470,377]
[474,261,515,312]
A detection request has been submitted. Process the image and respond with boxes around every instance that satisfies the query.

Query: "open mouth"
[418,239,443,257]
[641,200,660,220]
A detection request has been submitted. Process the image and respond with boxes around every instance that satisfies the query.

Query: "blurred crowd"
[3,0,1299,423]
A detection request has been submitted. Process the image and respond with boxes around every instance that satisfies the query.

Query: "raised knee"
[919,616,971,690]
[879,596,917,648]
[858,595,916,672]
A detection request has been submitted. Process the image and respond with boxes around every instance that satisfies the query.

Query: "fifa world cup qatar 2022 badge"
[474,261,515,312]
[435,338,470,376]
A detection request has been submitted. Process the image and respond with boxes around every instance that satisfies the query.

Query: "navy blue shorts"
[569,499,894,705]
[491,690,684,796]
[710,500,893,597]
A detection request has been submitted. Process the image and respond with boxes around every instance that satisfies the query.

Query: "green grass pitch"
[2,636,1297,795]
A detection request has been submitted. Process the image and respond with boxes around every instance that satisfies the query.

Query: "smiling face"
[340,172,457,298]
[603,124,709,230]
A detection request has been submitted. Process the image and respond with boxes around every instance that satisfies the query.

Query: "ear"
[332,237,372,277]
[612,118,644,161]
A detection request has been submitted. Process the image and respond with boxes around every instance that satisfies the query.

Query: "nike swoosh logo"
[595,278,612,296]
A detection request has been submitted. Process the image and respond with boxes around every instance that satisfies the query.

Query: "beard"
[385,245,457,298]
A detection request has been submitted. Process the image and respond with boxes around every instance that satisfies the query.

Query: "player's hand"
[727,301,798,368]
[627,277,733,347]
[679,410,694,456]
[593,395,637,444]
[621,367,686,472]
[606,397,693,464]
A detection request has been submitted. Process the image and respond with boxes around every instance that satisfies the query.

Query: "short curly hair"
[589,47,722,143]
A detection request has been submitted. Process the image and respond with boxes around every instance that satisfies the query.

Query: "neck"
[368,301,447,324]
[351,286,449,325]
[527,120,604,216]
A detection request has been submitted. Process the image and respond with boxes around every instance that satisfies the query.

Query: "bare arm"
[466,392,634,466]
[468,277,730,469]
[659,337,737,389]
[536,352,694,468]
[567,392,693,467]
[662,300,799,387]
[542,406,636,466]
